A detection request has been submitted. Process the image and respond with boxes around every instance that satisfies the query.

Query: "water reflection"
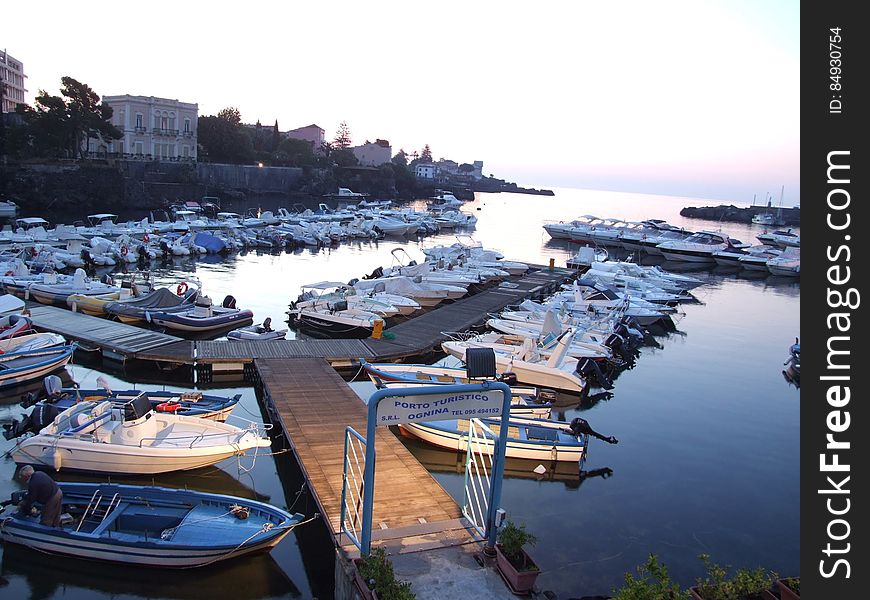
[0,544,300,600]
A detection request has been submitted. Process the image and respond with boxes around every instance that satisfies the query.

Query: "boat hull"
[0,483,302,568]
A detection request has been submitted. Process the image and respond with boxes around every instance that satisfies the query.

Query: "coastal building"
[1,49,27,113]
[415,163,436,180]
[100,95,198,160]
[351,139,392,167]
[286,123,326,154]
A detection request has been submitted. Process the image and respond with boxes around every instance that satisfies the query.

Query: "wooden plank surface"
[26,303,183,355]
[256,358,466,549]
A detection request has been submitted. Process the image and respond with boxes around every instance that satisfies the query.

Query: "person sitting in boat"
[16,465,63,527]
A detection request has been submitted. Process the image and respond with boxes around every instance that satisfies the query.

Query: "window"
[184,118,191,133]
[135,114,143,129]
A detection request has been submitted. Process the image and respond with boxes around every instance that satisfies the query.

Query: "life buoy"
[176,281,189,296]
[156,401,182,413]
[121,245,128,256]
[143,233,150,243]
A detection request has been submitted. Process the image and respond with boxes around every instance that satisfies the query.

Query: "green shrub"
[611,554,689,600]
[694,554,777,600]
[497,520,538,571]
[357,547,416,600]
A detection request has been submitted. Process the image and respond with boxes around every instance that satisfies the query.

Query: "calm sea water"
[0,188,799,599]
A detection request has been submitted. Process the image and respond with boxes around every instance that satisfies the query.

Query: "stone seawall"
[680,204,800,226]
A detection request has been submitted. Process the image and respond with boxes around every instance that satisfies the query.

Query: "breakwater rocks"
[680,204,800,226]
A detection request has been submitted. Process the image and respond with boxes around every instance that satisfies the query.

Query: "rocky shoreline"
[680,204,800,226]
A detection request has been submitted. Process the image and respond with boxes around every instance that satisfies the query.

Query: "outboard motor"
[604,332,635,363]
[564,417,618,445]
[222,294,237,309]
[262,317,273,332]
[3,402,61,440]
[20,374,65,408]
[100,273,114,286]
[159,240,171,257]
[575,357,614,390]
[363,266,384,280]
[80,248,96,269]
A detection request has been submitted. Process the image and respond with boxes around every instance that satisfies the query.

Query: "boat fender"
[156,401,182,413]
[52,447,63,470]
[177,281,189,296]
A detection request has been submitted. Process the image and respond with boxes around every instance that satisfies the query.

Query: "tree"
[23,76,121,158]
[391,149,408,167]
[275,137,315,167]
[333,121,352,149]
[331,147,358,167]
[419,144,433,163]
[60,77,122,157]
[197,107,254,164]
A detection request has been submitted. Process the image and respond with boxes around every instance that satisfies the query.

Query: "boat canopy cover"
[192,232,227,254]
[105,287,192,317]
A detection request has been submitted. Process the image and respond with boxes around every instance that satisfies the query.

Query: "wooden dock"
[25,266,574,370]
[256,357,477,555]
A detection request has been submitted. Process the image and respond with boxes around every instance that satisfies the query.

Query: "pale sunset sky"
[3,1,799,204]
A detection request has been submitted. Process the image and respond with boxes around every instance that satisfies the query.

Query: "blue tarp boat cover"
[193,232,227,254]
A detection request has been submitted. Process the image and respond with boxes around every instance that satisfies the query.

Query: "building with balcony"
[351,139,391,167]
[285,123,325,154]
[1,49,27,113]
[99,95,198,160]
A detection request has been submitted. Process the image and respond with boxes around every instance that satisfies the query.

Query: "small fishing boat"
[0,482,306,567]
[226,318,287,341]
[9,394,271,474]
[0,331,66,354]
[0,344,76,389]
[398,415,617,463]
[26,268,119,307]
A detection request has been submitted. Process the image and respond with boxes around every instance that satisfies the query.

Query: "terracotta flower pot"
[689,587,777,600]
[495,544,540,595]
[777,578,800,600]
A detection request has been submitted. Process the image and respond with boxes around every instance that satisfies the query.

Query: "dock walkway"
[256,357,477,555]
[26,266,574,368]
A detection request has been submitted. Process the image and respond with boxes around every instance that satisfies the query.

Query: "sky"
[3,1,799,204]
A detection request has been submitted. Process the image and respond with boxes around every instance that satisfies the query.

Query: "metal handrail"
[462,418,496,539]
[340,426,367,551]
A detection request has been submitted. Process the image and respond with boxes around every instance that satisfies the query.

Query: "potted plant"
[776,577,799,600]
[495,519,540,594]
[611,553,690,600]
[689,554,778,600]
[353,547,416,600]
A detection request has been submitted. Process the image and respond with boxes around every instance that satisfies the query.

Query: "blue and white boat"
[0,482,306,567]
[398,415,615,463]
[0,344,76,389]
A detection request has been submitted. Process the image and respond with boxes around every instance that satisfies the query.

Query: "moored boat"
[0,482,306,568]
[0,344,76,389]
[8,394,271,474]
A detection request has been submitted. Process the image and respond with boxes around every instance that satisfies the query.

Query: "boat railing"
[441,330,477,342]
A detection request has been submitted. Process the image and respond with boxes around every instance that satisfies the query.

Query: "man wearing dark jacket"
[17,465,63,527]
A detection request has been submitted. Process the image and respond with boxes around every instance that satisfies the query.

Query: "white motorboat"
[737,245,783,271]
[226,318,288,341]
[441,329,611,394]
[292,281,400,318]
[352,276,466,307]
[287,301,384,339]
[766,247,800,277]
[9,394,271,474]
[657,230,746,263]
[543,215,601,240]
